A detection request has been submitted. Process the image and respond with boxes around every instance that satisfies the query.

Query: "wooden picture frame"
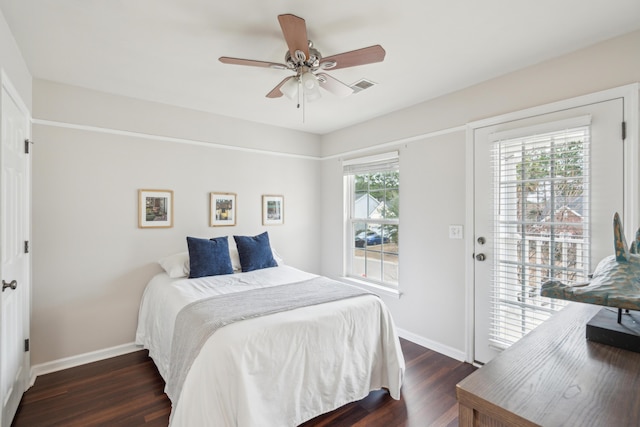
[138,189,173,228]
[262,195,284,225]
[210,192,237,226]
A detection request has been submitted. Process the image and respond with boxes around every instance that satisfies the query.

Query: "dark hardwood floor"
[12,339,476,426]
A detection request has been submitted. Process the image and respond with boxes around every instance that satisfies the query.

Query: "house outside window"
[344,152,399,288]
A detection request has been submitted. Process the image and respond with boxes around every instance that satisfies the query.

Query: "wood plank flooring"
[12,339,476,426]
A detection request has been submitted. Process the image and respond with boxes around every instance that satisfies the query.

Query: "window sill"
[339,277,402,299]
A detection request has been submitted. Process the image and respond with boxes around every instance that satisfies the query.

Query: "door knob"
[475,253,486,261]
[2,280,17,292]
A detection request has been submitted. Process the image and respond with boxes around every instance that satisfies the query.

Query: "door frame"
[0,68,32,423]
[464,83,640,364]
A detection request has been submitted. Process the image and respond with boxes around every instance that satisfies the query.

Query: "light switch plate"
[449,225,463,239]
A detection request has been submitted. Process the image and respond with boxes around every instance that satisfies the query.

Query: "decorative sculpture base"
[586,307,640,353]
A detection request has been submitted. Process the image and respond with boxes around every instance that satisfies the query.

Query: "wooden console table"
[457,303,640,426]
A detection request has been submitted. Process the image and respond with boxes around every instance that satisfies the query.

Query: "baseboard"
[29,342,142,387]
[28,332,465,388]
[397,328,466,362]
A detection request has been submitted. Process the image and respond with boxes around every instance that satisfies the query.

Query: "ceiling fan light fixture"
[301,71,318,90]
[280,76,299,100]
[301,72,321,102]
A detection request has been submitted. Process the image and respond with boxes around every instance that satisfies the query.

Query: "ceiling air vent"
[350,78,377,94]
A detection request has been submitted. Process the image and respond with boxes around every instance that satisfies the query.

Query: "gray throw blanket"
[166,276,372,404]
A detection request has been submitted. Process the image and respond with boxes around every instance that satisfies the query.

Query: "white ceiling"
[1,0,639,135]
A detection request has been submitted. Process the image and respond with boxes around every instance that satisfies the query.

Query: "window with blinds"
[489,124,590,349]
[344,152,399,287]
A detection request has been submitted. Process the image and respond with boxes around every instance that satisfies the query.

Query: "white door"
[473,98,624,364]
[0,81,30,426]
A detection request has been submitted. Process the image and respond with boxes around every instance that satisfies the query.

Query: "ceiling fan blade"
[319,45,386,70]
[277,14,309,61]
[266,77,291,98]
[317,73,354,98]
[219,56,288,70]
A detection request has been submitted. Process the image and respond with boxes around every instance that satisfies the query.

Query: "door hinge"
[24,240,29,254]
[622,121,627,141]
[24,338,30,352]
[24,139,32,154]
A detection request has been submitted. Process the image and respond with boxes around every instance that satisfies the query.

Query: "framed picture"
[210,192,237,226]
[139,189,173,228]
[262,195,284,225]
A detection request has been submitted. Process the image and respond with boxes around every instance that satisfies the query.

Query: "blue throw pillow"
[233,232,278,272]
[186,236,234,278]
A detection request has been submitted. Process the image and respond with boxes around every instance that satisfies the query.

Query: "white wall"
[319,30,640,357]
[31,80,322,365]
[321,30,640,158]
[0,8,31,110]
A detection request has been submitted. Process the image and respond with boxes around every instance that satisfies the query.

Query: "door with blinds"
[473,98,624,364]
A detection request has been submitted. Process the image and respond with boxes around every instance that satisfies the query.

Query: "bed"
[135,234,405,426]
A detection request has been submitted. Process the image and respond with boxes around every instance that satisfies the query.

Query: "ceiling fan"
[219,14,385,104]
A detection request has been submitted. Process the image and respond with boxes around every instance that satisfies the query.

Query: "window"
[490,123,590,348]
[344,152,399,287]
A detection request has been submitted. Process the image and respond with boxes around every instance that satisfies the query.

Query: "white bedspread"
[135,265,405,426]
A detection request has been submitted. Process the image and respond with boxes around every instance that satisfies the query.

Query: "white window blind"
[489,122,590,349]
[343,151,399,175]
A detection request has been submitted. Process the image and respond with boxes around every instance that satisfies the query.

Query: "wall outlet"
[449,225,463,239]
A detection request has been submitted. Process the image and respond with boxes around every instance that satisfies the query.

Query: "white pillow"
[158,252,190,278]
[229,246,242,271]
[271,247,284,266]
